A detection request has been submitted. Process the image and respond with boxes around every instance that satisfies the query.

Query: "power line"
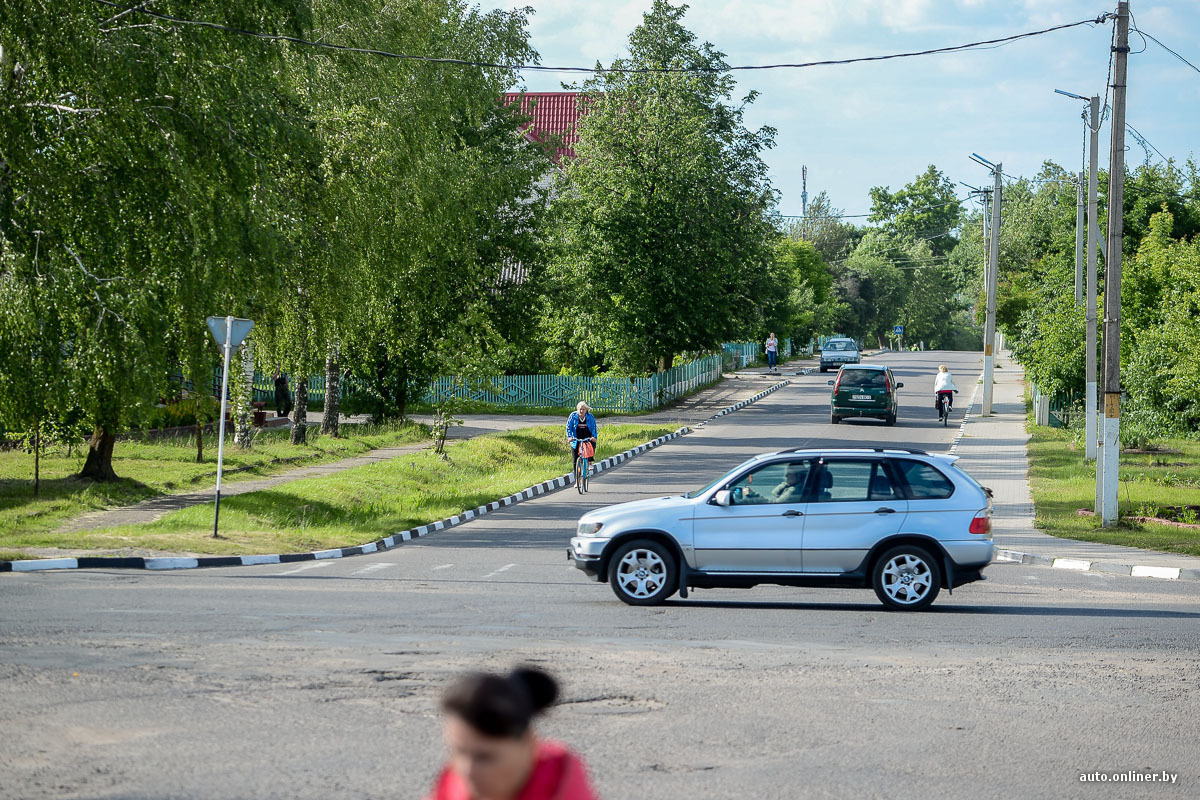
[1125,123,1169,163]
[1133,28,1200,77]
[91,1,1114,75]
[776,198,967,221]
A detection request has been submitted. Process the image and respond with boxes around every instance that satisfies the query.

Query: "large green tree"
[0,1,311,479]
[549,0,777,373]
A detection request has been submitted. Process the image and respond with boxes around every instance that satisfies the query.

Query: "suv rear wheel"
[872,545,941,611]
[609,539,678,606]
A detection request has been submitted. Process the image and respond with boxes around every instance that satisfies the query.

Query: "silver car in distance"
[568,448,993,611]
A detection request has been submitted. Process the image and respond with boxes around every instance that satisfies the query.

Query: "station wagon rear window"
[839,369,888,388]
[824,341,855,351]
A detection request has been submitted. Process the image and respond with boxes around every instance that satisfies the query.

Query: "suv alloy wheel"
[609,539,678,606]
[872,544,942,610]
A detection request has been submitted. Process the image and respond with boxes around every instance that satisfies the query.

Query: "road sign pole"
[214,316,233,538]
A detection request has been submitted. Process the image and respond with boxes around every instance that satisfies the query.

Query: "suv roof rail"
[775,446,930,456]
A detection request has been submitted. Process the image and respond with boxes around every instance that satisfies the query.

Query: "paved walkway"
[57,442,432,533]
[51,371,795,537]
[952,351,1200,577]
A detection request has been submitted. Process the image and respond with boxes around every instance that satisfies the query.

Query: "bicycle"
[937,391,956,426]
[573,437,596,494]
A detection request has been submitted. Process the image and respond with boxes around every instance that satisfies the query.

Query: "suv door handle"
[874,507,897,514]
[781,509,803,517]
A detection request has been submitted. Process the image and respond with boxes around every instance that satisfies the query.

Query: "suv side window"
[814,460,896,502]
[893,459,955,499]
[727,461,812,505]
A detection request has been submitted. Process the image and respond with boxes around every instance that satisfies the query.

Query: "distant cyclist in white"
[934,364,959,416]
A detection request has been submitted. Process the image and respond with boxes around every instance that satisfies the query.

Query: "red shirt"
[427,740,598,800]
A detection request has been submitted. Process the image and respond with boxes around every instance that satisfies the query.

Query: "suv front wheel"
[609,539,678,606]
[872,544,942,611]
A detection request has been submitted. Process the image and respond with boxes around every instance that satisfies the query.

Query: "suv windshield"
[824,341,855,351]
[839,369,888,388]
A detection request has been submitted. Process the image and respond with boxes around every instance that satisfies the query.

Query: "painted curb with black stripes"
[950,371,1198,582]
[1,379,791,574]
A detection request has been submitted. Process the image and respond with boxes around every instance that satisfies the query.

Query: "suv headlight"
[577,522,604,536]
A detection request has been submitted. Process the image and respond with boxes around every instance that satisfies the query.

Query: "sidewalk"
[951,352,1200,580]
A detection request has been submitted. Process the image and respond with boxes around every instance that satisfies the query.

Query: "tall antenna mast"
[801,165,808,217]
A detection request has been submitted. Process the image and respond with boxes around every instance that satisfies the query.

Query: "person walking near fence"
[273,369,292,418]
[766,333,779,373]
[426,667,598,800]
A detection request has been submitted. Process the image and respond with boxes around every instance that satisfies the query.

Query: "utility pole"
[1086,94,1101,465]
[1074,172,1085,306]
[972,156,1002,417]
[1101,2,1129,527]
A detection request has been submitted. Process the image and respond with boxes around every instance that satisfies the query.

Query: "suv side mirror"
[713,489,732,507]
[827,380,835,386]
[896,382,904,388]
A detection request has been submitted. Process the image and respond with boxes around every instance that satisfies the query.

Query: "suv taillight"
[969,511,991,535]
[833,372,843,392]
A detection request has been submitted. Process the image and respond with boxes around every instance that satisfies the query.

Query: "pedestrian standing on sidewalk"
[426,667,598,800]
[766,332,779,373]
[273,369,292,418]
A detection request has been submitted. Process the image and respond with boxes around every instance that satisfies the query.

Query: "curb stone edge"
[1,379,792,574]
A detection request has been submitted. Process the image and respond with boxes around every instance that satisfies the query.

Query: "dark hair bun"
[511,667,559,713]
[442,667,561,739]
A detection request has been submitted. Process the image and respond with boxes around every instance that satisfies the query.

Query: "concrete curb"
[992,548,1200,582]
[1,379,791,574]
[953,366,1200,582]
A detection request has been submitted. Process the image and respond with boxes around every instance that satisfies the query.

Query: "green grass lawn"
[1,423,678,557]
[1028,424,1200,556]
[0,420,428,539]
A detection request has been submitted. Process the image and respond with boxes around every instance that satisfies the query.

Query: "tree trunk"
[234,339,256,449]
[291,378,308,445]
[79,425,119,481]
[322,344,340,437]
[33,417,40,497]
[196,417,204,463]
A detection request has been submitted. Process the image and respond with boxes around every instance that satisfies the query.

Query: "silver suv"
[569,448,993,611]
[820,338,860,373]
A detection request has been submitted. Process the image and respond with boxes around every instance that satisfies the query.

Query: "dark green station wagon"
[828,364,902,426]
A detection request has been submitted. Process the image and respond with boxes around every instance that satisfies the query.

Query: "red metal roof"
[503,92,582,164]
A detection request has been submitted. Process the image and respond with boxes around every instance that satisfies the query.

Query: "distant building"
[502,91,583,167]
[494,93,586,288]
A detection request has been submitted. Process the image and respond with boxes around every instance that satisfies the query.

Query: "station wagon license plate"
[852,394,871,400]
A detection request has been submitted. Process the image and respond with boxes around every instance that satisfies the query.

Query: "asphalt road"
[2,351,1197,799]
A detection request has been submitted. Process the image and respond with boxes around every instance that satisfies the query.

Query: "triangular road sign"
[206,316,255,350]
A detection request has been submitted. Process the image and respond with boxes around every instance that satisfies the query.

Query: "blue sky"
[480,0,1200,219]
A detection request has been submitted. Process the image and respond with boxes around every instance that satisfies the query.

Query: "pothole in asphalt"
[559,694,666,714]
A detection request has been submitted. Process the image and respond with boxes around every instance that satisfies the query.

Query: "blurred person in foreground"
[427,667,598,800]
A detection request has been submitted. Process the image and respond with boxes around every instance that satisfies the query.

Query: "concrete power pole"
[1101,2,1130,527]
[982,165,1002,416]
[1075,172,1085,306]
[1086,94,1101,465]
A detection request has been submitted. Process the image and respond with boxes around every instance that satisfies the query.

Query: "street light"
[971,153,1002,415]
[1055,87,1103,471]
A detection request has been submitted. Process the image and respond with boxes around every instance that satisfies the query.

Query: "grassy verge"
[1,423,678,556]
[0,421,428,539]
[1027,424,1200,556]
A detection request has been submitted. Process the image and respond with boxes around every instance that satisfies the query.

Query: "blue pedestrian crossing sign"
[894,325,904,336]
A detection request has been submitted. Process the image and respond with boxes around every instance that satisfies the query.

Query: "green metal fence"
[425,354,723,413]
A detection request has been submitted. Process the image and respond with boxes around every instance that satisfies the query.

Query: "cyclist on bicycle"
[934,364,959,417]
[567,401,598,475]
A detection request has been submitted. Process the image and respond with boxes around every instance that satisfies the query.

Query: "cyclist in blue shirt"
[566,402,598,476]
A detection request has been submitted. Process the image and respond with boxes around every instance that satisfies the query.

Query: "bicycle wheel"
[575,457,584,494]
[580,458,590,493]
[942,402,948,426]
